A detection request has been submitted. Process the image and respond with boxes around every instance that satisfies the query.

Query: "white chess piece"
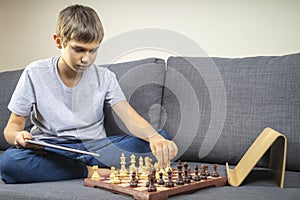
[119,153,128,177]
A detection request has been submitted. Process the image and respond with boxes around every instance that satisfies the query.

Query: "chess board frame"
[84,174,227,200]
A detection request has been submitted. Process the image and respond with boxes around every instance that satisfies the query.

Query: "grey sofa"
[0,54,299,199]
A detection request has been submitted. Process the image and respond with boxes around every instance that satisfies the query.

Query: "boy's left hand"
[149,134,178,168]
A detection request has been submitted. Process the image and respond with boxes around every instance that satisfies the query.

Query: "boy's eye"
[90,48,98,53]
[75,48,84,52]
[73,47,98,53]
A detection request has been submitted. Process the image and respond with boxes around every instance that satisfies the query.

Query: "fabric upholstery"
[163,53,300,171]
[0,70,32,150]
[102,58,166,136]
[0,163,299,200]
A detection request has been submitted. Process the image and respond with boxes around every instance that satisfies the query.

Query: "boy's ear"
[53,34,62,49]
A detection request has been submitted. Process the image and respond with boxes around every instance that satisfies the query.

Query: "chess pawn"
[176,161,184,185]
[140,166,149,180]
[138,156,144,174]
[188,168,193,180]
[111,170,121,184]
[91,165,100,180]
[211,164,220,177]
[183,162,191,183]
[130,171,138,187]
[109,167,116,179]
[164,161,172,174]
[157,171,165,185]
[200,165,207,180]
[165,168,174,187]
[192,165,201,181]
[154,162,160,181]
[204,164,210,177]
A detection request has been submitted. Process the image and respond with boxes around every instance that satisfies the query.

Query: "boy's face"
[54,35,100,73]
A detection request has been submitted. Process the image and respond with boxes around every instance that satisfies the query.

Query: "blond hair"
[56,5,104,47]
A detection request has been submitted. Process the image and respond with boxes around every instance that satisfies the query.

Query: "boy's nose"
[81,54,90,64]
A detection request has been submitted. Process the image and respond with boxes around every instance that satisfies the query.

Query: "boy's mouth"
[77,65,89,69]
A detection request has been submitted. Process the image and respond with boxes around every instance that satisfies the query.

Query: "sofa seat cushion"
[0,163,299,200]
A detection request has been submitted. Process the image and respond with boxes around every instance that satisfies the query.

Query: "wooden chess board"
[84,169,227,200]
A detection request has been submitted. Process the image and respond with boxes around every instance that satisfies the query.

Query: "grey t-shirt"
[8,56,126,140]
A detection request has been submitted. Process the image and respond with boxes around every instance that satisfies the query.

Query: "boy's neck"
[57,58,82,88]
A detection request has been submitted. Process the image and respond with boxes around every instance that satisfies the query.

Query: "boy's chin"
[77,65,89,72]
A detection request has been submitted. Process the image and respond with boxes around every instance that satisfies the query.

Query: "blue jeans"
[0,130,169,183]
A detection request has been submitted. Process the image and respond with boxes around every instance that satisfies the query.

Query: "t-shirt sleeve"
[8,68,35,116]
[105,70,126,107]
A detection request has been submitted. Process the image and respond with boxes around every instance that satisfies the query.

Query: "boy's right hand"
[14,131,42,149]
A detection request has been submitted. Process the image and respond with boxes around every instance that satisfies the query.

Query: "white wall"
[0,0,299,72]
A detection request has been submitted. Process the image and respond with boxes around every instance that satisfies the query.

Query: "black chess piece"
[204,165,210,177]
[200,165,207,180]
[157,171,165,185]
[183,162,191,183]
[211,164,220,177]
[146,173,151,187]
[193,165,201,181]
[188,168,193,180]
[176,160,184,185]
[148,168,157,192]
[130,171,138,187]
[165,169,174,187]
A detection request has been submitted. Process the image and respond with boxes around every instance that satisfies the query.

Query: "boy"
[0,4,177,183]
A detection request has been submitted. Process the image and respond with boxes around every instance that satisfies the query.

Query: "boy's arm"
[112,100,178,168]
[4,113,35,148]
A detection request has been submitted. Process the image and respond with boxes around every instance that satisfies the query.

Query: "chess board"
[84,169,227,200]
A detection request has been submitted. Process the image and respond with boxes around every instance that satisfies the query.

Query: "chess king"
[0,4,178,184]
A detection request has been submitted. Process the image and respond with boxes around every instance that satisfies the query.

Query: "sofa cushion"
[103,58,166,137]
[163,53,300,171]
[0,163,299,200]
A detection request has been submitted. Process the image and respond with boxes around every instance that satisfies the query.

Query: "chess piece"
[140,166,149,180]
[109,166,116,180]
[157,171,165,185]
[130,171,138,187]
[188,168,193,180]
[91,165,100,180]
[129,154,137,174]
[164,161,171,174]
[119,153,128,177]
[138,156,144,174]
[111,170,121,184]
[154,162,160,181]
[200,164,207,180]
[204,164,210,177]
[144,157,152,172]
[147,168,157,192]
[211,164,220,177]
[183,162,191,183]
[146,173,151,187]
[176,160,184,185]
[193,165,201,181]
[165,168,174,187]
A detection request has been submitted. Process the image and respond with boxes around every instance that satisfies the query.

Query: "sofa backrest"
[103,58,166,137]
[0,70,33,149]
[162,53,300,171]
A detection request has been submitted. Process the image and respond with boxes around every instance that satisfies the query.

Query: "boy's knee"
[0,148,32,183]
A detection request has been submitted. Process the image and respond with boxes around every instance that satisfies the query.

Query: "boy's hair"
[56,4,104,47]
